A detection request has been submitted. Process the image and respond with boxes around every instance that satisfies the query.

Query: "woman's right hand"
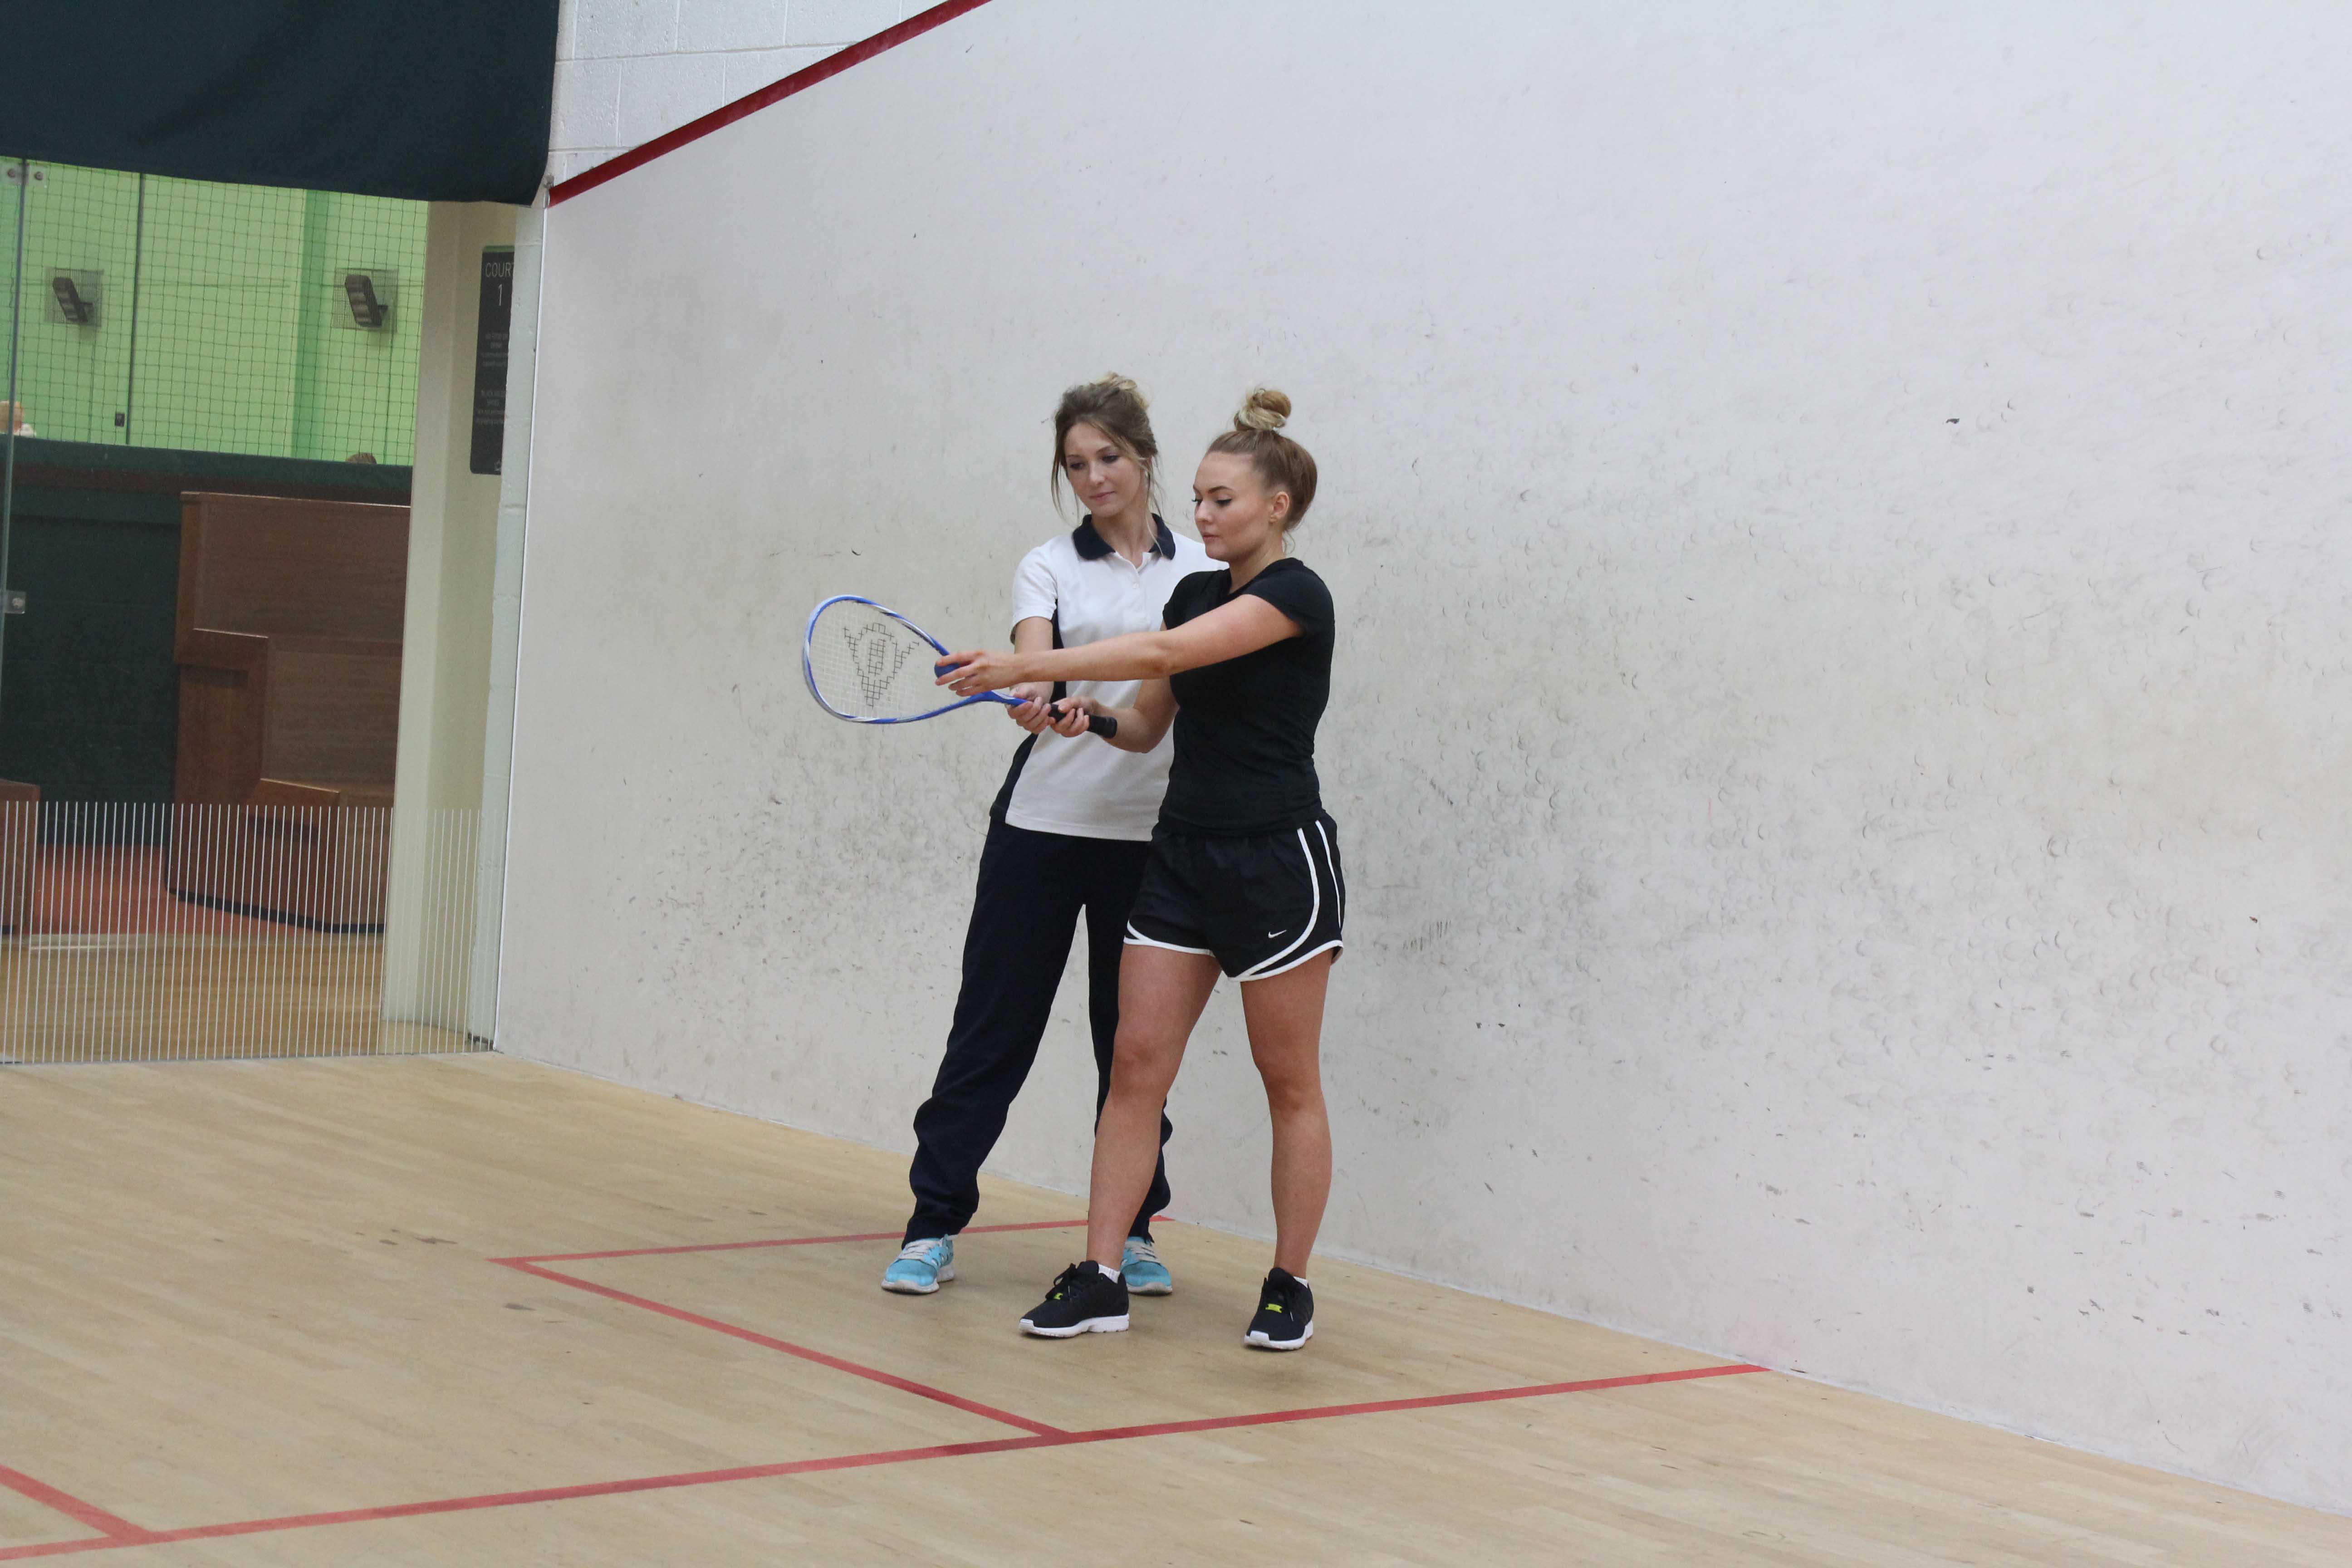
[1044,696,1096,738]
[1006,682,1056,733]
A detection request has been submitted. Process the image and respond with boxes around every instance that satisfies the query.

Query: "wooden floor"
[2,1057,2345,1564]
[0,937,469,1064]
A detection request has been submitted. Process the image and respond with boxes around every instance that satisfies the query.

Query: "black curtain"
[0,1,558,204]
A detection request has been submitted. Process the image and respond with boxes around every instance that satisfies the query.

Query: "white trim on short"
[1239,937,1343,981]
[1237,830,1323,980]
[1123,924,1213,956]
[1315,819,1343,927]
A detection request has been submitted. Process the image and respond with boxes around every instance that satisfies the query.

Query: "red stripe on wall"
[548,0,999,206]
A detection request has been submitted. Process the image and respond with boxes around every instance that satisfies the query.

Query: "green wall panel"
[5,163,425,463]
[0,509,181,803]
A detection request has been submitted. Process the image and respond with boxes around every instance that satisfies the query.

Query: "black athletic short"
[1124,813,1344,980]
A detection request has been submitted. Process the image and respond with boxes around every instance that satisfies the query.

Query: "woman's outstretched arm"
[937,594,1299,694]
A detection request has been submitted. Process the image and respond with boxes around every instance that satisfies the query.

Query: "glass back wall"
[5,160,427,464]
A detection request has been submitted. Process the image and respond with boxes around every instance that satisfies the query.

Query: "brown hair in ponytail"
[1205,387,1318,528]
[1049,373,1160,516]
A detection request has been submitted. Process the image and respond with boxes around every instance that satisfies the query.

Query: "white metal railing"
[0,802,481,1063]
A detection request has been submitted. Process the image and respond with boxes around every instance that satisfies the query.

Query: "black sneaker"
[1244,1267,1314,1350]
[1019,1261,1130,1338]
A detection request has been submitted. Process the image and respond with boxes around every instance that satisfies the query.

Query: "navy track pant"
[903,818,1171,1245]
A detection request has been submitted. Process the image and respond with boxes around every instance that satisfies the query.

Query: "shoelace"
[894,1240,946,1264]
[1046,1262,1091,1301]
[1125,1240,1161,1267]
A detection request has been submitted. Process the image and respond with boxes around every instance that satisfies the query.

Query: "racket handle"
[1045,700,1118,740]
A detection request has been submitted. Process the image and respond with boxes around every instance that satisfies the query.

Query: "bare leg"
[1240,951,1334,1278]
[1085,944,1219,1272]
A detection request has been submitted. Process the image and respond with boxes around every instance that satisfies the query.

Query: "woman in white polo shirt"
[883,375,1212,1298]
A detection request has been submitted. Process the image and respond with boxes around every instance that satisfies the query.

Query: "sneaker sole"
[880,1264,956,1295]
[1019,1313,1130,1337]
[1245,1319,1313,1351]
[1124,1277,1174,1297]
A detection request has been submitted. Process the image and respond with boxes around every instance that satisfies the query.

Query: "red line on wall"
[500,1216,1086,1264]
[0,1465,148,1544]
[547,0,999,206]
[495,1259,1065,1437]
[0,1364,1768,1561]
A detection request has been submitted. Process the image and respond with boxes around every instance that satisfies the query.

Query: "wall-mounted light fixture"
[341,270,395,330]
[45,270,102,327]
[343,274,384,328]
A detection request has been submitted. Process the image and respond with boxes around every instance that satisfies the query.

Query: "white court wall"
[501,0,2352,1510]
[549,0,930,185]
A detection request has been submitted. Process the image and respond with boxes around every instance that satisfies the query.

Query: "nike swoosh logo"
[1266,930,1286,938]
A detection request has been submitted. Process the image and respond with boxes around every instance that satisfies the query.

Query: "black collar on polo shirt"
[1073,514,1177,562]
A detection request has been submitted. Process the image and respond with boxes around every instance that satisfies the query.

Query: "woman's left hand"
[937,649,1015,696]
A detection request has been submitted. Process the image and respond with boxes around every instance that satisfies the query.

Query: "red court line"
[549,0,998,206]
[1070,1362,1768,1444]
[0,1465,147,1543]
[501,1216,1085,1265]
[0,1435,1059,1562]
[495,1259,1065,1437]
[0,1364,1768,1561]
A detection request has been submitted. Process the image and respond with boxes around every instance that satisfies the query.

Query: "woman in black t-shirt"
[939,388,1342,1351]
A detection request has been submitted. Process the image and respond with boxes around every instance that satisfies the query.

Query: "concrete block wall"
[550,0,925,184]
[507,0,2352,1512]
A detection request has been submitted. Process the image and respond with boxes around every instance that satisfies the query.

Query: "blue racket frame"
[802,595,1014,724]
[802,595,1115,739]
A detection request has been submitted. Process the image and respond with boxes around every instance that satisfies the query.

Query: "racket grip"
[1044,699,1117,740]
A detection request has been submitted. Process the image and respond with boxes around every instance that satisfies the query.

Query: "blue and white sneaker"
[1121,1237,1174,1296]
[881,1237,956,1294]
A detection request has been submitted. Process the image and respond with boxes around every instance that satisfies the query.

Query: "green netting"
[4,159,426,464]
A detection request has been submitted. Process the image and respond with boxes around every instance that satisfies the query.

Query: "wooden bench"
[168,493,407,930]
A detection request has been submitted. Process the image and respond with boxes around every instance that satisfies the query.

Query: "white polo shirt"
[997,517,1214,841]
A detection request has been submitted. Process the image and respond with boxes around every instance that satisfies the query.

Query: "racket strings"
[808,602,949,720]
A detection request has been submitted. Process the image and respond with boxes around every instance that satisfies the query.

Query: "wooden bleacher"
[168,493,407,930]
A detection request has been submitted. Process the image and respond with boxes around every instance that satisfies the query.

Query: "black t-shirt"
[1158,558,1334,836]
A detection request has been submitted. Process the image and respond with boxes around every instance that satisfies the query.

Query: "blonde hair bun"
[1234,386,1291,433]
[1207,386,1318,526]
